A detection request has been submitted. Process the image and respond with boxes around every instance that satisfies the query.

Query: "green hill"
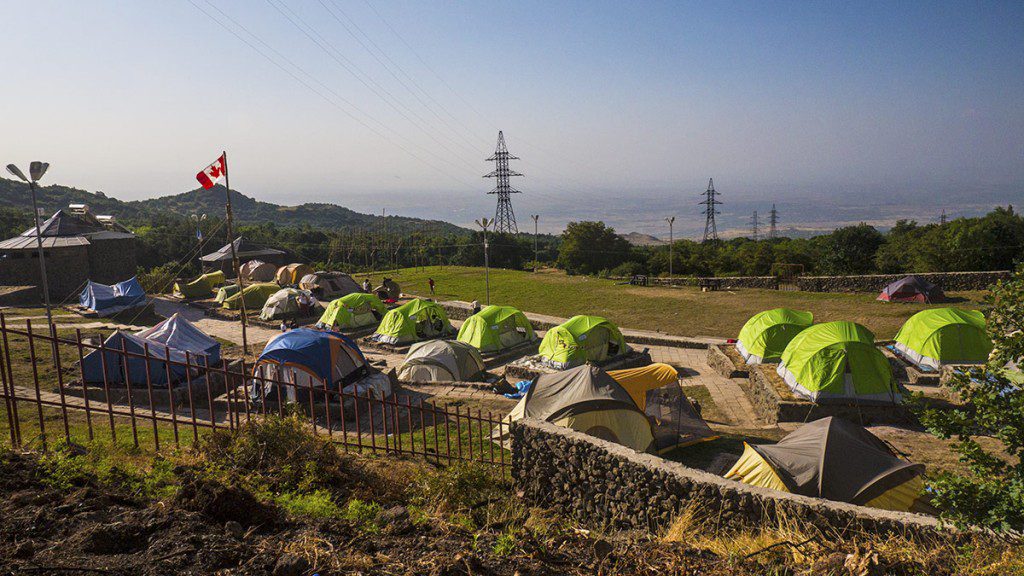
[0,178,467,236]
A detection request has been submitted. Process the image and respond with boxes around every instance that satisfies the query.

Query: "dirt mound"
[175,472,279,527]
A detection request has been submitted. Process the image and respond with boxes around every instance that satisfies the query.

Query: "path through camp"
[151,297,281,345]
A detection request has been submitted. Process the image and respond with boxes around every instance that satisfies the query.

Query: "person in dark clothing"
[428,278,436,295]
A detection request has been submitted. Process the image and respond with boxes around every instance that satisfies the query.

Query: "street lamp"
[531,214,539,273]
[475,217,491,306]
[6,162,53,328]
[665,216,675,278]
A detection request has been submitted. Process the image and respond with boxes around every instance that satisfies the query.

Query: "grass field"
[356,266,989,339]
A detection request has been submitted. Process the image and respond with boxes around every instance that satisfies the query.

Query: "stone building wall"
[0,245,91,303]
[87,237,138,284]
[511,418,947,539]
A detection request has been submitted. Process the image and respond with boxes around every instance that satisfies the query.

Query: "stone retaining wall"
[796,271,1009,293]
[512,418,947,539]
[607,276,779,289]
[706,344,749,379]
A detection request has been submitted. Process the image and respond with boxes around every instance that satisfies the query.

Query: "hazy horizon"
[2,1,1022,236]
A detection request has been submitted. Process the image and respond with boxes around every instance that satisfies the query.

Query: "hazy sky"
[2,1,1022,233]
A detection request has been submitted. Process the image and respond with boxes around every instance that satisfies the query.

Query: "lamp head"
[6,164,28,182]
[29,161,49,182]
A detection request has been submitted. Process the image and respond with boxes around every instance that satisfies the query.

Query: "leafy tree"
[557,221,632,275]
[817,224,884,275]
[0,207,31,241]
[915,266,1024,531]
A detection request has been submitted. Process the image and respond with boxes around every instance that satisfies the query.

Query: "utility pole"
[475,218,491,306]
[768,204,778,239]
[221,152,249,356]
[531,214,539,273]
[749,210,760,240]
[699,178,721,243]
[665,216,675,277]
[940,210,947,225]
[484,131,523,234]
[6,162,54,332]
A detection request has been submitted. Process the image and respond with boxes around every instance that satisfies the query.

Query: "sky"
[2,1,1022,236]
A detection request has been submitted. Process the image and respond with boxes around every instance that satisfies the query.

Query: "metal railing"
[0,313,509,475]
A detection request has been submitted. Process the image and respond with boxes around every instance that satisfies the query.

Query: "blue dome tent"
[79,277,146,316]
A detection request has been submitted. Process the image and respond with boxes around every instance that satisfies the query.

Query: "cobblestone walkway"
[648,345,761,428]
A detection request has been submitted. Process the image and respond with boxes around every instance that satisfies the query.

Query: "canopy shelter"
[80,314,219,386]
[457,305,537,353]
[893,308,992,370]
[372,298,454,345]
[374,278,401,301]
[250,328,384,403]
[537,315,629,369]
[776,321,897,404]
[300,271,361,300]
[221,282,279,310]
[275,263,314,287]
[725,417,930,513]
[200,237,285,268]
[877,275,945,303]
[397,339,486,382]
[736,308,814,364]
[259,288,321,321]
[173,270,225,300]
[240,260,277,283]
[79,277,146,316]
[316,293,387,331]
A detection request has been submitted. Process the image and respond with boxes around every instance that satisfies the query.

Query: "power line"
[769,204,778,239]
[749,210,759,240]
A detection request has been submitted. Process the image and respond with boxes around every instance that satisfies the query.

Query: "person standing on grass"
[362,278,372,293]
[428,277,436,295]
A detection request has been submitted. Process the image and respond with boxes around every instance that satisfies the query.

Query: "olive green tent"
[221,282,280,310]
[537,315,629,369]
[371,299,454,345]
[215,283,241,304]
[776,321,897,404]
[736,308,814,364]
[893,308,992,370]
[397,340,486,382]
[457,305,537,353]
[174,270,225,299]
[317,293,387,331]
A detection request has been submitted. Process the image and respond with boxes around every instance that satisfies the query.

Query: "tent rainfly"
[173,270,225,299]
[240,260,277,282]
[299,271,362,300]
[221,282,279,310]
[397,339,486,382]
[275,263,314,287]
[736,308,814,364]
[776,321,897,404]
[200,237,285,265]
[372,299,454,345]
[79,277,146,316]
[893,308,992,370]
[725,417,931,513]
[877,275,945,303]
[537,315,629,369]
[316,292,387,331]
[457,305,536,353]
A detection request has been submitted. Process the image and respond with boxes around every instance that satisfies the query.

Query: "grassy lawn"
[356,266,989,339]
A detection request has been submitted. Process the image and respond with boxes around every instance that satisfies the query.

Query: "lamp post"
[531,214,539,273]
[665,216,675,278]
[475,217,491,306]
[6,162,53,328]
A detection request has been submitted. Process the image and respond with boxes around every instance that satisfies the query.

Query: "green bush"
[274,489,342,519]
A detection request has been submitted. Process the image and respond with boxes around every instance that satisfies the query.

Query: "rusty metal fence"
[0,314,509,475]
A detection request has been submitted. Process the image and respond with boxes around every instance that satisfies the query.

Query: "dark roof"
[200,237,286,263]
[0,209,134,251]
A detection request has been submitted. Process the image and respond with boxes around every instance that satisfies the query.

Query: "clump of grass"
[492,529,519,556]
[38,438,178,501]
[342,499,383,533]
[414,462,503,513]
[274,489,343,520]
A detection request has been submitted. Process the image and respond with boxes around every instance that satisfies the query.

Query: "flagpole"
[222,151,249,356]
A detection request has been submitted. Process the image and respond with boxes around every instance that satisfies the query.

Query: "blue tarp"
[79,277,146,315]
[504,379,533,400]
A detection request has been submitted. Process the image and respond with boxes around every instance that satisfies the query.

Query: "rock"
[225,520,244,538]
[273,553,310,576]
[175,477,277,526]
[380,505,409,524]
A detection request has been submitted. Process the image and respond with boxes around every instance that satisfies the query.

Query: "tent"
[537,315,629,369]
[299,271,362,300]
[877,275,945,303]
[221,282,279,310]
[200,237,285,266]
[173,270,225,299]
[457,305,537,353]
[215,283,241,304]
[893,308,992,370]
[275,263,314,286]
[240,260,277,282]
[80,314,219,386]
[397,340,486,382]
[251,328,387,402]
[374,278,401,301]
[259,288,321,321]
[372,299,454,345]
[79,277,147,316]
[736,308,814,364]
[776,321,897,403]
[316,293,387,331]
[725,417,930,513]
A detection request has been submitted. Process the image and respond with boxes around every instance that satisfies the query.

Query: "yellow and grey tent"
[275,263,314,286]
[724,416,931,513]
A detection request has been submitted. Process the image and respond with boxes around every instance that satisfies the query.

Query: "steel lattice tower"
[749,210,760,240]
[768,204,778,239]
[699,178,721,243]
[484,131,523,234]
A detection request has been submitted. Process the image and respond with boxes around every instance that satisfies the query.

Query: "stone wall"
[608,276,779,289]
[87,237,138,285]
[796,271,1009,293]
[511,418,947,539]
[0,245,91,302]
[706,344,749,379]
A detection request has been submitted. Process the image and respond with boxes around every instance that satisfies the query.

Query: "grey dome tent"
[397,340,486,382]
[299,271,362,300]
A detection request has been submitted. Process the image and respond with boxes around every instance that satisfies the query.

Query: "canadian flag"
[196,153,227,189]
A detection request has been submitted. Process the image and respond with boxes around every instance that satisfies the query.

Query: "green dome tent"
[538,315,629,369]
[174,270,225,299]
[372,299,454,345]
[221,282,280,310]
[457,305,537,353]
[317,293,388,331]
[776,321,897,404]
[736,308,814,364]
[893,308,992,370]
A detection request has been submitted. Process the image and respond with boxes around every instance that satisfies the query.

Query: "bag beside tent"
[174,270,225,299]
[736,308,813,364]
[537,315,629,369]
[457,305,536,353]
[397,340,486,382]
[317,293,387,331]
[79,277,147,316]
